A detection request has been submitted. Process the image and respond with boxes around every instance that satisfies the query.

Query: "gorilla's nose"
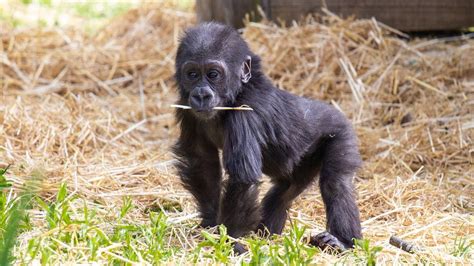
[190,86,214,110]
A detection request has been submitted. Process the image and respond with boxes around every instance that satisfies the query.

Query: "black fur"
[173,22,362,248]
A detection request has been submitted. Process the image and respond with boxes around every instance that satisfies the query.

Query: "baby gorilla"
[173,22,362,251]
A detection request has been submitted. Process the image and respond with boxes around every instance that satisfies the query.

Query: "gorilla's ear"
[241,56,252,83]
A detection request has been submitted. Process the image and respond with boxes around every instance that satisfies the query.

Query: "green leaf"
[0,164,10,176]
[0,165,12,189]
[56,183,68,203]
[201,231,217,244]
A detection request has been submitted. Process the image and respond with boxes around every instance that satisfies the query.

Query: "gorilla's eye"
[207,70,219,80]
[187,71,199,80]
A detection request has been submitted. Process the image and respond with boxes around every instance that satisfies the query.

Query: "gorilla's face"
[175,23,253,120]
[178,59,227,120]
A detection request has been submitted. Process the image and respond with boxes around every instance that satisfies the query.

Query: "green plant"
[0,165,12,188]
[35,183,74,229]
[119,196,133,220]
[0,165,33,265]
[145,211,171,262]
[13,183,177,264]
[273,222,318,265]
[450,236,472,258]
[353,239,383,266]
[245,238,270,265]
[195,225,233,263]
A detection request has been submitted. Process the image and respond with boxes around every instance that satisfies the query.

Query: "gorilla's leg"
[258,157,320,235]
[319,135,362,248]
[217,181,261,238]
[174,139,222,228]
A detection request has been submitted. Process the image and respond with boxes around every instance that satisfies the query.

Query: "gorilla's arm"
[217,111,262,237]
[223,111,262,184]
[173,111,222,227]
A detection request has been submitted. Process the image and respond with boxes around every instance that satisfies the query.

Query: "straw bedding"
[1,3,472,263]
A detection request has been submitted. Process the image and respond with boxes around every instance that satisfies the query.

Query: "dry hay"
[0,3,473,264]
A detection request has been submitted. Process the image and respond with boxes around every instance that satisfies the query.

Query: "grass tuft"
[195,225,233,263]
[0,166,32,265]
[450,235,472,258]
[352,239,383,266]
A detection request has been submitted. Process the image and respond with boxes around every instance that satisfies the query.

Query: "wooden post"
[196,0,262,28]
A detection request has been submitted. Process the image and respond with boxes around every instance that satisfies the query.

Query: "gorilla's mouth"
[194,107,213,112]
[191,105,215,113]
[192,108,217,119]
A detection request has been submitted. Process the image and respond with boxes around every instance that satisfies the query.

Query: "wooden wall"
[196,0,474,31]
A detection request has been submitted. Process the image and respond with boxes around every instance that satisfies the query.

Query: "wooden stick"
[214,105,253,111]
[170,104,253,111]
[170,104,192,109]
[389,236,419,253]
